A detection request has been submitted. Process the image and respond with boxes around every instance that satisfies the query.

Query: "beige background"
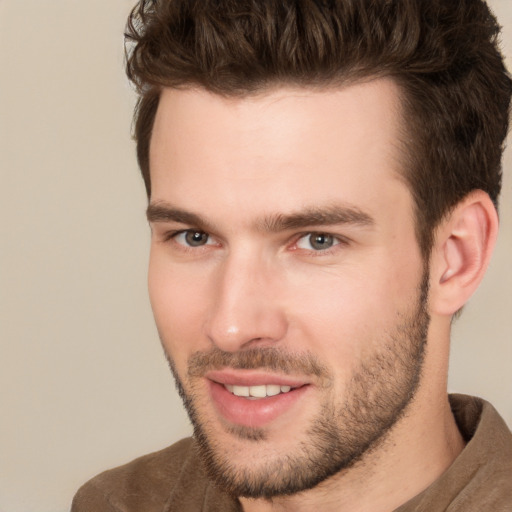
[0,1,511,511]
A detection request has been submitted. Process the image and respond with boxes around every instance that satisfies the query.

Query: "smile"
[224,384,293,398]
[206,373,310,428]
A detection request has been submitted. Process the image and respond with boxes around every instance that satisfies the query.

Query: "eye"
[174,230,211,247]
[295,233,340,251]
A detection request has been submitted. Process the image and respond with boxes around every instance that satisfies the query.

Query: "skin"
[148,80,468,512]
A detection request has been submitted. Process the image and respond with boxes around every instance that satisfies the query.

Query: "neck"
[240,324,465,512]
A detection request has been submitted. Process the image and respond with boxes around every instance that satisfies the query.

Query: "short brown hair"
[125,0,511,257]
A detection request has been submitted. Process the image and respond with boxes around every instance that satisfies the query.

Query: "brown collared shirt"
[72,395,512,511]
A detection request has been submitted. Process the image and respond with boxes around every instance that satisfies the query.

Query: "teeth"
[232,385,249,397]
[266,385,281,396]
[249,385,267,398]
[225,384,294,398]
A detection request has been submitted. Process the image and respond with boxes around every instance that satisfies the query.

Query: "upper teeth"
[225,384,292,398]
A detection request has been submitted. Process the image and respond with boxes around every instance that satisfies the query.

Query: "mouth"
[205,370,310,429]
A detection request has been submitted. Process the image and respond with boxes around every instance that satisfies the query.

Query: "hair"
[125,0,511,258]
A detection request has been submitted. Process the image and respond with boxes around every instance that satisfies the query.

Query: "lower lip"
[208,381,309,428]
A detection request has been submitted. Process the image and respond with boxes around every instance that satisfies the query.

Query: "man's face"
[148,81,429,497]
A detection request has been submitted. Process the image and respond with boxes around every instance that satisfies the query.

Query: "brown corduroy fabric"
[71,395,512,511]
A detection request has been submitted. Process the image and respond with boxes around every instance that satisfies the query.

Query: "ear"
[429,190,499,316]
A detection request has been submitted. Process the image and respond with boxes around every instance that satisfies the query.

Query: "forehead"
[149,80,409,224]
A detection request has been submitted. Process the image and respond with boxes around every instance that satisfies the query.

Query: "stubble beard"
[163,271,430,499]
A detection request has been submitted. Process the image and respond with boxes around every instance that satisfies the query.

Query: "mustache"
[186,346,330,380]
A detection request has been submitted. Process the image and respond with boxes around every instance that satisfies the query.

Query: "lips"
[206,370,309,428]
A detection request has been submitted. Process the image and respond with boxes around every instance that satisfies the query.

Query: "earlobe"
[430,191,499,316]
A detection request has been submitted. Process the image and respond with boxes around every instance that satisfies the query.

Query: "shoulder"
[71,437,200,512]
[451,395,512,511]
[398,395,512,512]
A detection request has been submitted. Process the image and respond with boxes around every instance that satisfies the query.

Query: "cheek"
[284,255,421,362]
[282,272,374,367]
[148,253,209,364]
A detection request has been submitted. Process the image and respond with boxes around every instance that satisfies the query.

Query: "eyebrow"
[147,203,213,229]
[146,202,374,233]
[258,205,374,232]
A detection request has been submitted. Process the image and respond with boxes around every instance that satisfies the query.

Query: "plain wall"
[0,1,510,511]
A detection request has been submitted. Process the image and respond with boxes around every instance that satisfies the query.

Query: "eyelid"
[292,231,350,252]
[163,228,217,247]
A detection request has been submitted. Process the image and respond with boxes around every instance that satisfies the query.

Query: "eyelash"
[162,229,216,248]
[162,229,349,255]
[293,232,348,254]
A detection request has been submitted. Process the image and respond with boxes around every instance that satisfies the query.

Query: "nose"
[204,252,288,352]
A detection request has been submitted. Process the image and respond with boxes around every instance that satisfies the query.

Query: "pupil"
[311,234,333,250]
[186,231,207,246]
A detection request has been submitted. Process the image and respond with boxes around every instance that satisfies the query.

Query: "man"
[72,1,512,510]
